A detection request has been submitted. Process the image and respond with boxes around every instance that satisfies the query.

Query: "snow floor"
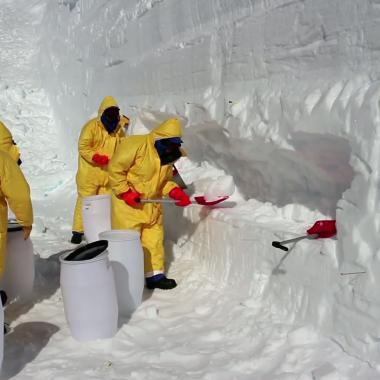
[3,209,380,380]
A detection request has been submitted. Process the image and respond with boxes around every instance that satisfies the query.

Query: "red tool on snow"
[271,220,337,252]
[138,195,229,206]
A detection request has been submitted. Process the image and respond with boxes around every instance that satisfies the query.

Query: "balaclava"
[155,137,183,165]
[101,106,120,134]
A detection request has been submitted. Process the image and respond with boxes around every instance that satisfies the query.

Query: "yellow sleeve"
[0,153,33,226]
[117,124,126,140]
[120,115,130,130]
[162,166,178,196]
[78,121,97,163]
[108,138,139,196]
[0,121,20,162]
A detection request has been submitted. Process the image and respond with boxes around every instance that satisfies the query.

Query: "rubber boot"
[71,231,84,244]
[146,274,177,290]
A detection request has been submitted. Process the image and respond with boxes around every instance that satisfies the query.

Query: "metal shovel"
[138,195,229,206]
[272,233,319,252]
[271,219,336,252]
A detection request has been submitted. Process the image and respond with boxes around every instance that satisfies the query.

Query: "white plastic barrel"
[2,222,34,302]
[99,230,144,317]
[82,194,111,243]
[7,207,16,221]
[60,241,118,341]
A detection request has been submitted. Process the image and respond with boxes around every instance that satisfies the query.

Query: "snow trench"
[16,0,380,371]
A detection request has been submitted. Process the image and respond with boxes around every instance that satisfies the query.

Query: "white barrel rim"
[59,249,109,265]
[99,229,140,242]
[7,221,23,232]
[83,194,111,202]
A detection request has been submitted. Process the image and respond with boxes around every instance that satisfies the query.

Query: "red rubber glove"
[307,220,336,238]
[169,187,191,207]
[92,153,109,165]
[121,189,141,207]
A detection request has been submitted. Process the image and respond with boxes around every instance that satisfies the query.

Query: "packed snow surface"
[1,0,380,379]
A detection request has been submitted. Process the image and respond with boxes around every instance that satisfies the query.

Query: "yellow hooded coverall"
[72,96,128,233]
[0,121,20,163]
[0,151,33,277]
[108,118,183,277]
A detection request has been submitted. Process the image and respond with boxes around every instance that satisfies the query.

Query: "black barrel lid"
[64,240,108,261]
[7,222,22,232]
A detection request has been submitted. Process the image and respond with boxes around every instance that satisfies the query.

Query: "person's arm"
[119,115,130,132]
[162,166,179,196]
[78,121,98,164]
[0,122,20,162]
[108,138,140,196]
[1,155,33,238]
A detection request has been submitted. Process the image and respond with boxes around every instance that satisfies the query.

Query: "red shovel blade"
[306,220,336,238]
[194,196,229,206]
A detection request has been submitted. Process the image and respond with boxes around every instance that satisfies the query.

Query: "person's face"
[157,140,182,165]
[103,107,120,123]
[162,140,181,153]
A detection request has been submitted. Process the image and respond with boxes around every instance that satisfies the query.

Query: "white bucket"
[82,194,111,243]
[2,222,34,302]
[60,241,118,341]
[99,230,144,317]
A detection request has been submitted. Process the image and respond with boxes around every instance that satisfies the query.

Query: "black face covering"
[101,106,120,134]
[159,146,182,165]
[155,139,182,165]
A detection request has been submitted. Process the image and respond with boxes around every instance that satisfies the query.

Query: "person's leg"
[0,206,8,333]
[141,222,164,277]
[71,182,100,244]
[141,219,176,290]
[71,196,84,243]
[0,231,6,280]
[0,204,8,279]
[98,185,110,195]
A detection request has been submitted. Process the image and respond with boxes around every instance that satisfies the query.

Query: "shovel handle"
[271,233,318,251]
[139,199,198,204]
[138,196,228,206]
[139,199,176,204]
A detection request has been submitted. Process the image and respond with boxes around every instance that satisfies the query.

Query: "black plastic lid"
[7,222,22,232]
[64,240,108,261]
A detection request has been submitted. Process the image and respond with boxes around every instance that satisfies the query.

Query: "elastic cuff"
[145,270,164,278]
[146,274,165,284]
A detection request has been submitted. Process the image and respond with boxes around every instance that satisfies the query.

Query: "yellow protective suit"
[0,121,20,162]
[0,151,33,277]
[108,118,183,277]
[72,96,128,232]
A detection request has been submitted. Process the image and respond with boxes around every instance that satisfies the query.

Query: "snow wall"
[40,0,380,364]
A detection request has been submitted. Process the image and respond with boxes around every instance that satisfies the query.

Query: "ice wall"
[40,0,380,363]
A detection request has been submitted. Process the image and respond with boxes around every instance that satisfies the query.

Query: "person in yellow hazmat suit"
[108,118,191,290]
[0,150,33,278]
[71,96,129,244]
[0,121,21,165]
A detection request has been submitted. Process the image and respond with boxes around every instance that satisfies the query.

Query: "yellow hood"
[98,96,119,118]
[150,118,182,141]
